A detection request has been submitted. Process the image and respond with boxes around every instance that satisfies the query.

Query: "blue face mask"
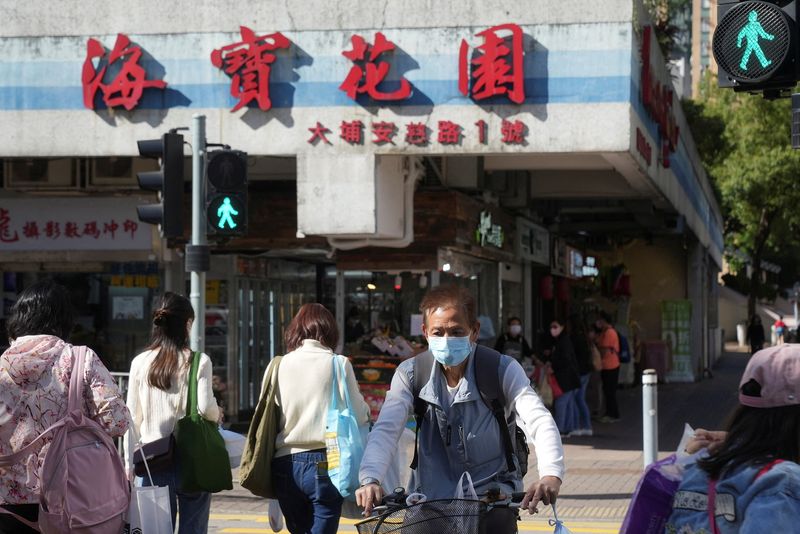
[427,336,473,366]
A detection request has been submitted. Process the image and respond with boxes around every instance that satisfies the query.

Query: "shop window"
[4,158,79,190]
[88,157,158,188]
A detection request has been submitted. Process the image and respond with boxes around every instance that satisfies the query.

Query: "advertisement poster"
[662,300,693,382]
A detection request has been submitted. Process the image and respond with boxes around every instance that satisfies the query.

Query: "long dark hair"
[7,280,74,340]
[698,404,800,479]
[147,292,194,390]
[284,303,339,352]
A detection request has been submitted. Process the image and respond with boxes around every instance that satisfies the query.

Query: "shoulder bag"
[174,352,233,493]
[239,356,283,498]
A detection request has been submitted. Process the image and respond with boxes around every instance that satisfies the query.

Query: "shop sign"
[662,300,693,382]
[516,218,549,265]
[640,26,680,168]
[81,23,527,112]
[0,198,152,252]
[476,211,504,248]
[307,118,526,147]
[82,34,167,110]
[635,127,653,167]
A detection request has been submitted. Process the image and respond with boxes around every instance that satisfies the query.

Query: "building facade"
[1,0,724,421]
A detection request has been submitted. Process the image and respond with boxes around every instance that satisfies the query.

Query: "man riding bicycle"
[356,286,564,533]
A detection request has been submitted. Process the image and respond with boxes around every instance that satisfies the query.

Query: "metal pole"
[642,369,658,468]
[189,114,207,353]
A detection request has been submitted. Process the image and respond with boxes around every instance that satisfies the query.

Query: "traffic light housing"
[713,0,800,97]
[206,149,248,237]
[136,132,184,239]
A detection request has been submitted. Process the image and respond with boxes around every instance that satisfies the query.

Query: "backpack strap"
[474,345,516,473]
[410,351,434,470]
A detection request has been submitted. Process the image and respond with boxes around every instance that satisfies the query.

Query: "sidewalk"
[210,349,749,528]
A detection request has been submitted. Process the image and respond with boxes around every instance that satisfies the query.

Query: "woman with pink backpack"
[0,280,131,533]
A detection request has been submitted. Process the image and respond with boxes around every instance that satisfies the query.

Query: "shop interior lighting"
[394,275,402,291]
[442,263,451,272]
[367,282,377,291]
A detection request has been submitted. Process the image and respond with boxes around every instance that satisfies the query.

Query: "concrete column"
[687,239,707,381]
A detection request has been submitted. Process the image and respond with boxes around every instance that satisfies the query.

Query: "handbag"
[239,356,283,498]
[619,454,682,534]
[132,435,174,478]
[591,345,603,372]
[174,352,233,493]
[325,354,367,499]
[536,365,554,408]
[548,370,564,400]
[125,437,173,534]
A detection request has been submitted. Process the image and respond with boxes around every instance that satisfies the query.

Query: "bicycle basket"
[355,499,487,534]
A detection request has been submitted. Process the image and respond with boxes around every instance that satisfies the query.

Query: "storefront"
[1,0,725,421]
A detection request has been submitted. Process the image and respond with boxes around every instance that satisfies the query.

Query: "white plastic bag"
[549,503,574,534]
[219,427,246,466]
[454,471,478,500]
[129,485,172,534]
[268,499,284,532]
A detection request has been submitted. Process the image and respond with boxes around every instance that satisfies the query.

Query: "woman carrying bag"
[271,303,370,534]
[124,292,222,533]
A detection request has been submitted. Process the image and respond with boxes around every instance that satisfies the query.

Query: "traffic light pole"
[188,114,209,353]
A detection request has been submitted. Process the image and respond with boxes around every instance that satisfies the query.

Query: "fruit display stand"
[349,355,399,421]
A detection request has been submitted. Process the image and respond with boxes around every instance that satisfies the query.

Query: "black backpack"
[410,345,529,475]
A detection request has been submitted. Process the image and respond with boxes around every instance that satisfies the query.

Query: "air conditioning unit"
[485,170,530,208]
[89,157,158,188]
[3,158,79,190]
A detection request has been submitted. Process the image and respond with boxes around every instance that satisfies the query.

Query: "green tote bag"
[175,352,233,493]
[239,356,283,498]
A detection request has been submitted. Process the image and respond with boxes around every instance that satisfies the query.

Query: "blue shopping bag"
[325,355,367,499]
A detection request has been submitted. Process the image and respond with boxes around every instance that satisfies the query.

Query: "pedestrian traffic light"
[136,132,184,239]
[713,1,800,97]
[206,149,248,237]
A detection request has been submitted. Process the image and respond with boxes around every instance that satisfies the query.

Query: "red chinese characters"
[308,122,332,145]
[459,24,525,104]
[82,33,167,111]
[211,27,291,112]
[340,120,365,144]
[437,121,462,145]
[340,33,411,101]
[371,122,397,144]
[405,123,428,146]
[501,119,525,144]
[0,209,19,243]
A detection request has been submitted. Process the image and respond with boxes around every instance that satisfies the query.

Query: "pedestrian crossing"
[209,512,621,533]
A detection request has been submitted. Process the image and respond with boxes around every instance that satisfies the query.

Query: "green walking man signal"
[737,10,775,70]
[216,197,239,229]
[713,0,800,97]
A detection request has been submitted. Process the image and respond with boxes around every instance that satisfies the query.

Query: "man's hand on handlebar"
[356,483,384,516]
[520,475,562,515]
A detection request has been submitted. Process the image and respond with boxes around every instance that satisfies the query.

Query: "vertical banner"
[662,300,693,382]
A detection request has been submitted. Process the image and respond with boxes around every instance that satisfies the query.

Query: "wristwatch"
[360,477,380,487]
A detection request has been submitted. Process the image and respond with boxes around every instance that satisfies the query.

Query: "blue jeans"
[272,449,343,534]
[141,458,211,533]
[554,389,578,434]
[575,374,592,431]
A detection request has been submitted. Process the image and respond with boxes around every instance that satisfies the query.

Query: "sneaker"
[567,429,584,437]
[582,428,593,436]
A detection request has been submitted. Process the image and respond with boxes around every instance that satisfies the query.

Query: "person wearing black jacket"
[569,315,594,436]
[494,316,533,363]
[746,315,765,355]
[543,319,582,437]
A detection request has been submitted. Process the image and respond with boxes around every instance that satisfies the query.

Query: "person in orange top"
[594,312,620,423]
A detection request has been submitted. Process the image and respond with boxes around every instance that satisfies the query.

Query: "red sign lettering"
[459,24,525,104]
[22,221,39,240]
[371,122,397,144]
[641,26,680,166]
[211,27,291,112]
[437,121,462,145]
[45,222,61,239]
[123,219,139,238]
[64,222,81,238]
[340,120,365,145]
[104,220,119,239]
[340,33,412,101]
[82,34,167,111]
[475,119,488,144]
[636,128,653,167]
[0,209,19,243]
[307,122,332,145]
[83,221,100,239]
[405,123,429,146]
[501,119,525,144]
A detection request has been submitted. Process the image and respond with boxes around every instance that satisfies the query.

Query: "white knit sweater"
[124,349,219,469]
[273,339,370,458]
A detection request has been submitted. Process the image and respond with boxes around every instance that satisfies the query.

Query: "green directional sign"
[713,1,793,85]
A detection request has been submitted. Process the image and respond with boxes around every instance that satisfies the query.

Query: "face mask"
[427,336,473,366]
[509,325,522,336]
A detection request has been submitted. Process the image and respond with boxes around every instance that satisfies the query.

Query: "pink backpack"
[0,346,130,533]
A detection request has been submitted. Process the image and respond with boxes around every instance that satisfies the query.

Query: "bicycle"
[354,486,525,534]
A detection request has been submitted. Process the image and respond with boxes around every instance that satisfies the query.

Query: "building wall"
[595,238,688,342]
